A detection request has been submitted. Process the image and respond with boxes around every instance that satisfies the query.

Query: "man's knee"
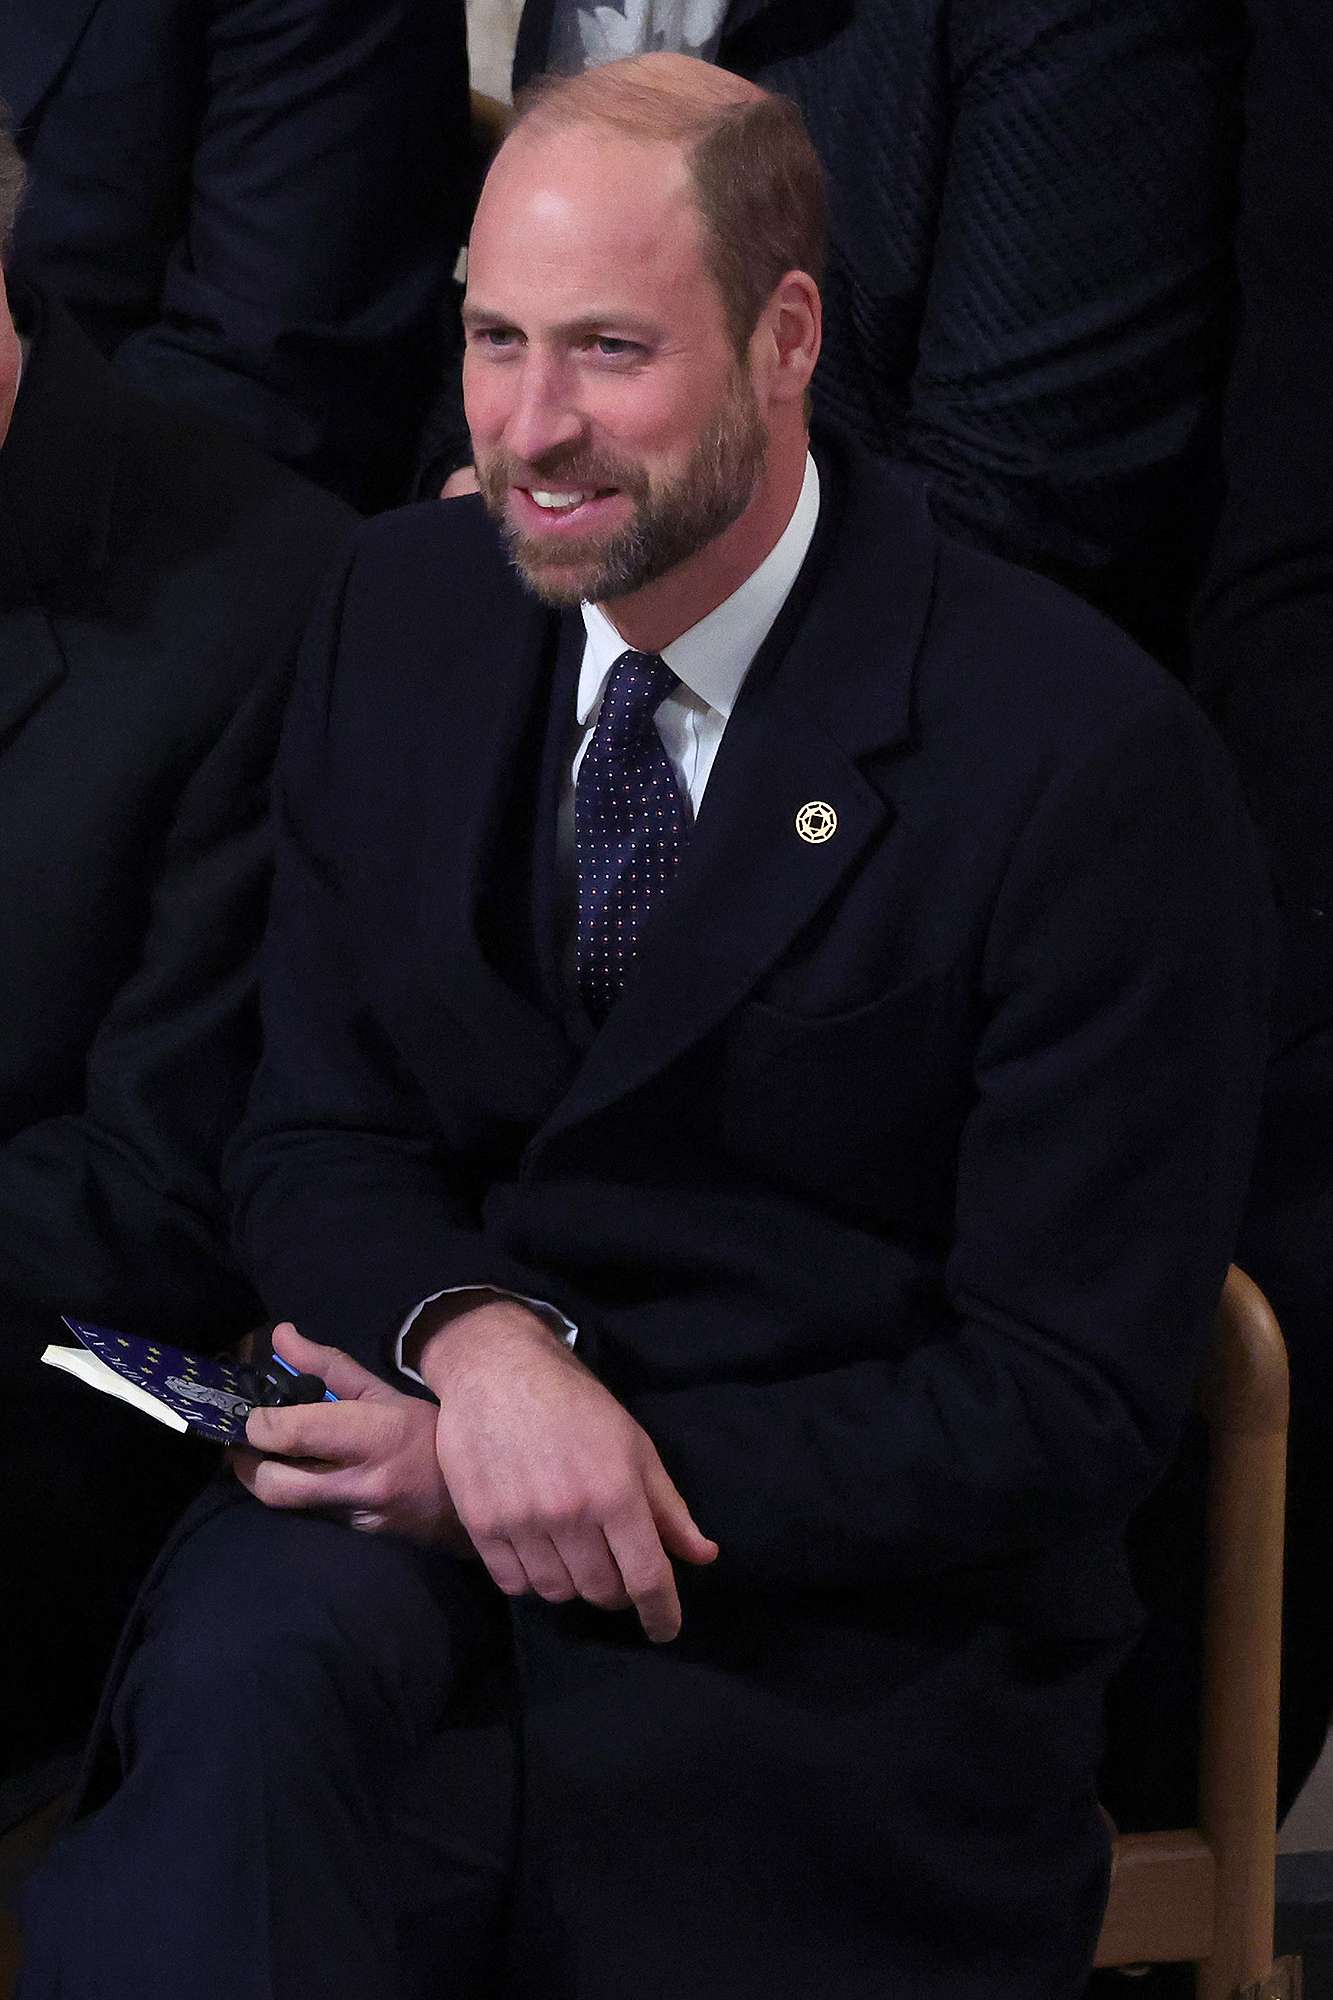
[120,1487,499,1751]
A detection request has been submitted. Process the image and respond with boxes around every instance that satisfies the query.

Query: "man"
[0,125,352,1786]
[498,0,1245,666]
[2,0,472,509]
[21,57,1269,2000]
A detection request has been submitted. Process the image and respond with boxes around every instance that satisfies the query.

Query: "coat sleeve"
[893,0,1243,662]
[629,695,1273,1593]
[226,544,565,1375]
[111,0,473,511]
[0,621,303,1357]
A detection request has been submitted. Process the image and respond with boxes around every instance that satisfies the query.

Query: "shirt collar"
[576,450,820,725]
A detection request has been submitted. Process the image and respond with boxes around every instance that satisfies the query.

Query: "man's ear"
[750,270,821,409]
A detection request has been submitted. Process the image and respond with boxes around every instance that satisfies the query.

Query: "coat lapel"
[409,591,583,1123]
[535,438,939,1148]
[0,0,104,131]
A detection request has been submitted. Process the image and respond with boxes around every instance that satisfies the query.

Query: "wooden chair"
[1094,1266,1301,1998]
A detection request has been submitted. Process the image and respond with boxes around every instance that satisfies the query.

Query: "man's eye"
[470,327,518,350]
[585,336,639,359]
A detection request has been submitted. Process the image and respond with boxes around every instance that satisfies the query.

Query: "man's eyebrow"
[460,301,512,329]
[461,302,659,340]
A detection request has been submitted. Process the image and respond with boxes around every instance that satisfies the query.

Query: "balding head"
[504,52,826,357]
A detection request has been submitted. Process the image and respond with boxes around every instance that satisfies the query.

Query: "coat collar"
[0,285,120,612]
[530,427,940,1148]
[0,0,104,131]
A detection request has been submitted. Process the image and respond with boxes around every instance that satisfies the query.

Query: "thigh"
[20,1481,516,2000]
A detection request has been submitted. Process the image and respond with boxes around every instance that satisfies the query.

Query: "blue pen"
[267,1348,338,1404]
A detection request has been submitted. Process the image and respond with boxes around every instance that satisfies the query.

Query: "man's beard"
[476,371,767,608]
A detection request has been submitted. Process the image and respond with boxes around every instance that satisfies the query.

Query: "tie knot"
[601,649,677,742]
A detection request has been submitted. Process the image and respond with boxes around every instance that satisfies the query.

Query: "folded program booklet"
[42,1318,328,1444]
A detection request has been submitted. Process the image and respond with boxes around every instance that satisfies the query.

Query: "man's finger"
[470,1533,533,1599]
[645,1458,719,1568]
[268,1322,380,1401]
[559,1526,632,1612]
[244,1398,371,1460]
[604,1509,681,1643]
[508,1531,579,1605]
[230,1446,334,1512]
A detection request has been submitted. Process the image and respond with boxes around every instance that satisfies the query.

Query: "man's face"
[463,123,769,616]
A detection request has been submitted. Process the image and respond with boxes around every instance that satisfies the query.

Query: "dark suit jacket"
[515,0,1244,662]
[0,286,351,1377]
[228,433,1270,1997]
[2,0,472,510]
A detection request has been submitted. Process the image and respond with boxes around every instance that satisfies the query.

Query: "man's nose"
[503,353,585,467]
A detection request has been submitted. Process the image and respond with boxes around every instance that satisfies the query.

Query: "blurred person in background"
[0,118,351,1790]
[1,0,472,510]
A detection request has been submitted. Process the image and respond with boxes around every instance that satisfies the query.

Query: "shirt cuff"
[395,1285,578,1386]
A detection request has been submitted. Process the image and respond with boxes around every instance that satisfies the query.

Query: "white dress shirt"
[398,453,821,1377]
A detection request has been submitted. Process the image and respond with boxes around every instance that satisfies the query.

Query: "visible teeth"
[530,490,591,510]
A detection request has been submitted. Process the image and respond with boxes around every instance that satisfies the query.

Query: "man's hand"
[231,1323,469,1549]
[440,465,480,499]
[419,1301,718,1642]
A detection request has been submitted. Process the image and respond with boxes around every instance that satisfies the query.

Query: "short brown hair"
[512,58,826,357]
[0,106,25,253]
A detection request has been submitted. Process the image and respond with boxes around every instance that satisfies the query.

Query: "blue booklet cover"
[46,1318,262,1443]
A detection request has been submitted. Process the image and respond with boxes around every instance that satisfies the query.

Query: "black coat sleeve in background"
[10,0,474,511]
[0,650,294,1355]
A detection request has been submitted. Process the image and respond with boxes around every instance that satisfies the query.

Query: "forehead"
[467,122,716,321]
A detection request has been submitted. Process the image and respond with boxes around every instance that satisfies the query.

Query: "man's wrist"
[413,1296,564,1397]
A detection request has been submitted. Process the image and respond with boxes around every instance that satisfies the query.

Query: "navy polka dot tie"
[575,648,688,1023]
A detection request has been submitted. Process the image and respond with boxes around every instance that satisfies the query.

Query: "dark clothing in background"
[2,0,472,511]
[1192,0,1333,1814]
[26,432,1272,1998]
[515,0,1244,663]
[0,288,351,1775]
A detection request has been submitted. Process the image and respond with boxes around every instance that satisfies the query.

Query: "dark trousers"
[18,1482,516,2000]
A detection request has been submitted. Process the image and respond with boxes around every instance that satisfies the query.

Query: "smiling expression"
[463,121,791,641]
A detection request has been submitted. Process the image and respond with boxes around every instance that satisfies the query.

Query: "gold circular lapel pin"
[795,800,837,844]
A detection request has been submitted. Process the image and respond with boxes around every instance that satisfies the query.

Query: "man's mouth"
[511,484,625,535]
[529,488,597,511]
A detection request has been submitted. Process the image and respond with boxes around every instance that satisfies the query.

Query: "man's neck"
[597,434,810,652]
